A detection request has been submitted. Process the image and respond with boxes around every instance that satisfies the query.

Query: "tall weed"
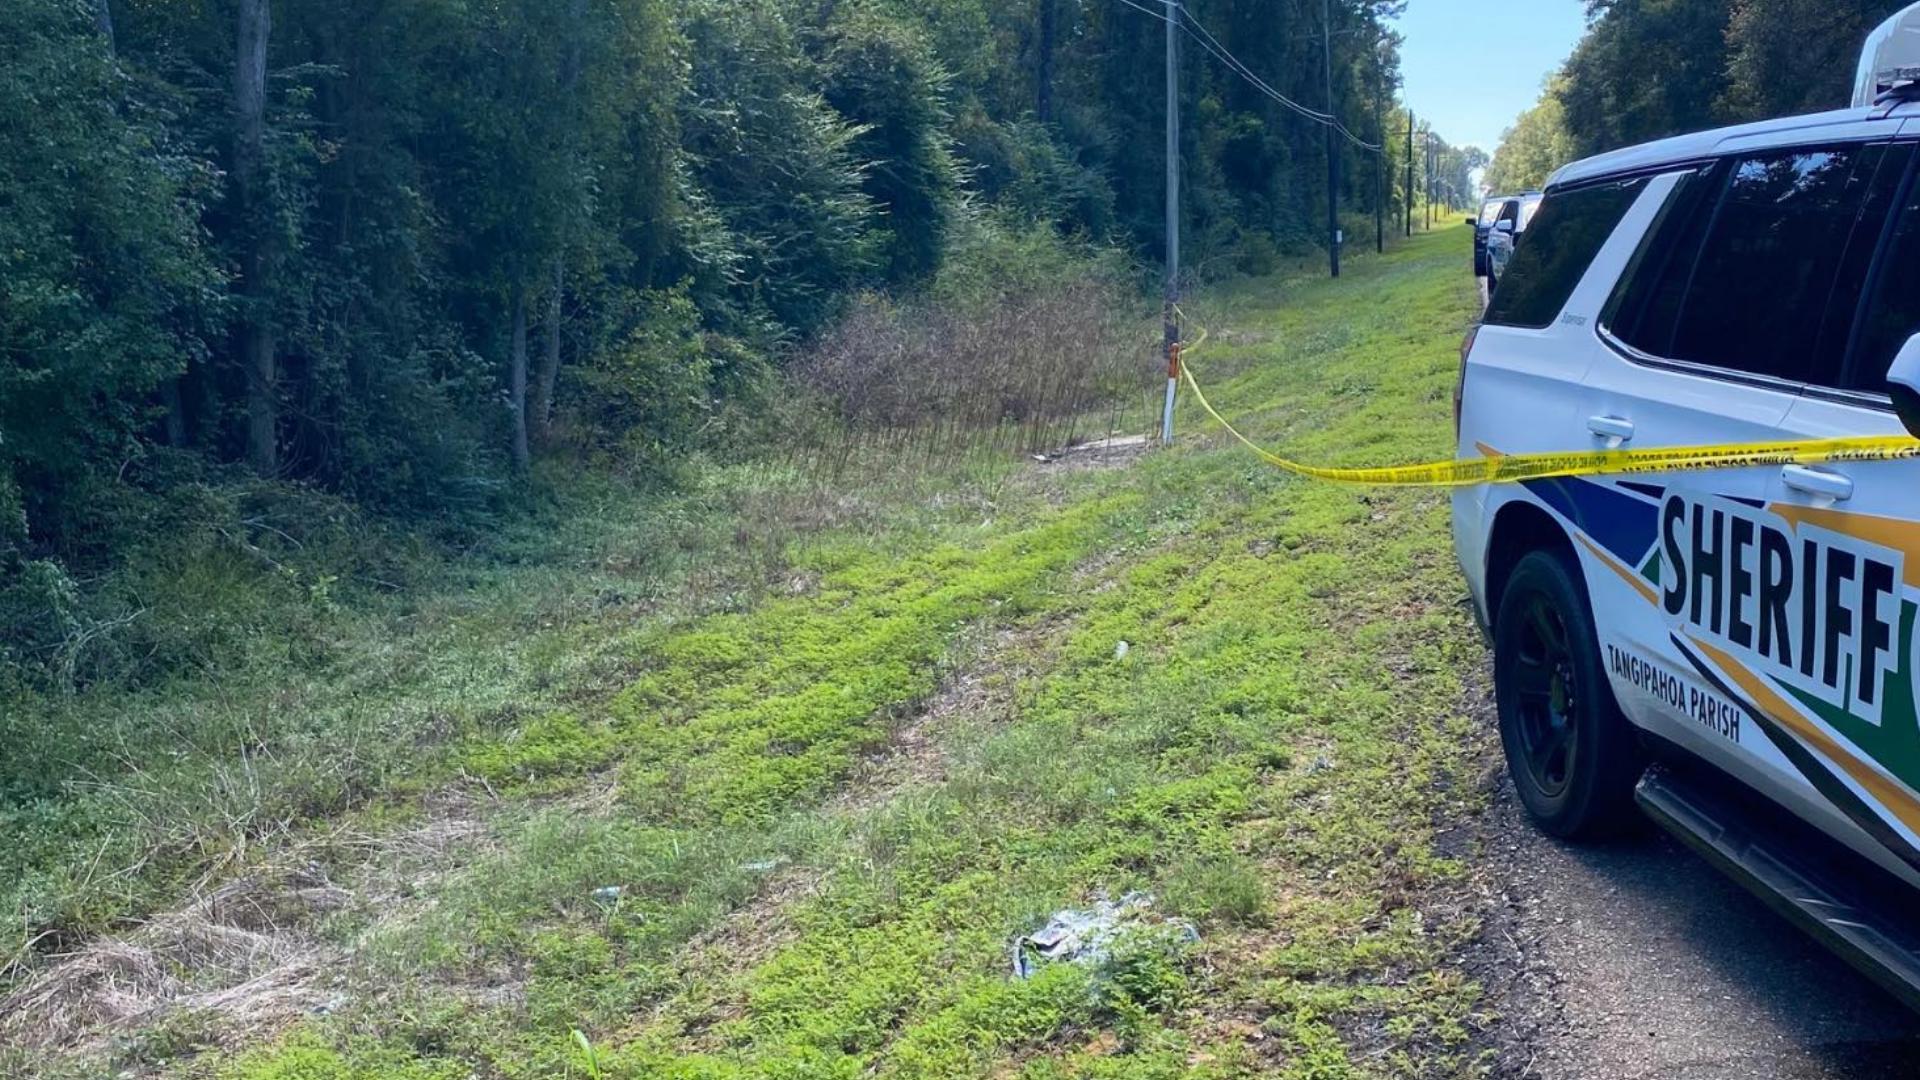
[791,219,1159,473]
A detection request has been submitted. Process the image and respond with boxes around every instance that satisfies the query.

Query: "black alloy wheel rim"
[1512,593,1578,798]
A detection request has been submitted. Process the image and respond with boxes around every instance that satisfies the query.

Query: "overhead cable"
[1107,0,1385,153]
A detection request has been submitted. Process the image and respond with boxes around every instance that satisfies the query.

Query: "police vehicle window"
[1479,201,1505,226]
[1604,164,1725,356]
[1497,200,1519,225]
[1665,148,1881,383]
[1518,199,1543,230]
[1850,168,1920,393]
[1484,178,1648,330]
[1818,143,1913,391]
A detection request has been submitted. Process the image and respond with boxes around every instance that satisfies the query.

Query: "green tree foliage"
[1560,0,1733,158]
[677,0,878,335]
[1493,0,1908,194]
[1721,0,1911,121]
[816,6,961,285]
[1484,77,1577,193]
[1,0,1435,687]
[0,0,221,553]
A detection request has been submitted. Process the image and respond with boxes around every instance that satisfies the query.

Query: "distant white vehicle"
[1485,192,1544,291]
[1455,1,1920,1009]
[1473,196,1511,278]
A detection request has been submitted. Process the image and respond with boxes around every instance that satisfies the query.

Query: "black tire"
[1494,550,1643,839]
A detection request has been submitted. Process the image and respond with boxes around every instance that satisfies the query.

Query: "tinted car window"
[1850,166,1920,393]
[1817,144,1913,390]
[1485,178,1648,330]
[1610,147,1890,385]
[1604,163,1725,356]
[1480,200,1506,226]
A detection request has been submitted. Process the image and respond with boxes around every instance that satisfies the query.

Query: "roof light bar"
[1854,3,1920,107]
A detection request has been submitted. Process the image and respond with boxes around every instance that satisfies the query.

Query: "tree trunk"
[93,0,114,50]
[531,260,564,447]
[509,286,531,474]
[162,380,187,446]
[1036,0,1056,122]
[525,0,584,456]
[234,0,277,475]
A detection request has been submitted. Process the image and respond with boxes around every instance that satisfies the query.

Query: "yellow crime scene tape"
[1170,324,1920,489]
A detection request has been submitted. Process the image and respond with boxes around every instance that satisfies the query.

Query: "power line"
[1175,7,1333,123]
[1186,12,1380,151]
[1109,0,1335,126]
[1334,120,1379,151]
[1110,0,1383,153]
[1110,0,1178,26]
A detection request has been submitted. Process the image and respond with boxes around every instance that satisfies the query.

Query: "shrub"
[0,558,83,679]
[570,288,718,461]
[955,117,1118,242]
[791,217,1155,464]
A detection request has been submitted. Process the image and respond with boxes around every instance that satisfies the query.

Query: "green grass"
[5,228,1496,1080]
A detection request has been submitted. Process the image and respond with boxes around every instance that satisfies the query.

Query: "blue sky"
[1392,0,1590,154]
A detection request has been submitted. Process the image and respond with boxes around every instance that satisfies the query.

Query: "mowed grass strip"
[457,494,1137,821]
[134,230,1496,1080]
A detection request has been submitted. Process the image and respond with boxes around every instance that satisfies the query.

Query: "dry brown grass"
[790,275,1158,474]
[0,790,501,1062]
[0,870,348,1054]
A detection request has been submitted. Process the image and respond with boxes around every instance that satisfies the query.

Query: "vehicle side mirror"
[1465,216,1477,226]
[1493,219,1516,234]
[1889,333,1920,439]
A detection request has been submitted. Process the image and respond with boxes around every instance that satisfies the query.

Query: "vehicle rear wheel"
[1494,550,1642,839]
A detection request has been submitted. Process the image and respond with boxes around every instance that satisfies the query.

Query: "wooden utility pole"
[1322,0,1339,278]
[1161,0,1181,444]
[1405,111,1414,237]
[1373,47,1385,254]
[1425,129,1434,231]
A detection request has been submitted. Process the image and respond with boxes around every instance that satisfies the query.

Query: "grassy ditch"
[4,228,1496,1079]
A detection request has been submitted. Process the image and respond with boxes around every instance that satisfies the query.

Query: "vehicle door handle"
[1781,465,1854,502]
[1586,415,1635,444]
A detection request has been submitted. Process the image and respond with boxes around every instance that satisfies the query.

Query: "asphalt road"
[1485,789,1920,1079]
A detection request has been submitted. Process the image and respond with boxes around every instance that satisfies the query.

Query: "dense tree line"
[1486,0,1909,194]
[1,0,1440,684]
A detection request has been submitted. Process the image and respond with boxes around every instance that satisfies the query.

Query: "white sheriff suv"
[1455,6,1920,1004]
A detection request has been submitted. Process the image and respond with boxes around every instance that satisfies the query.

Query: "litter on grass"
[1010,892,1198,980]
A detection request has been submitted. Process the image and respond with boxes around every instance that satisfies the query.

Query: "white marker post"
[1161,0,1182,445]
